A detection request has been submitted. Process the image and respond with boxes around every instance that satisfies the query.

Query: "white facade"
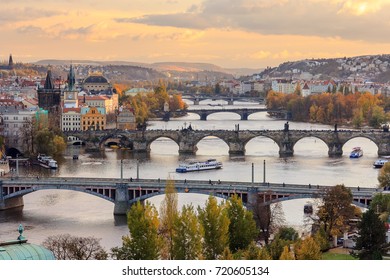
[61,109,81,131]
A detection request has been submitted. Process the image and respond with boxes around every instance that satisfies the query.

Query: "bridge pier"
[241,113,248,120]
[328,143,343,157]
[228,142,245,155]
[179,141,198,154]
[194,99,200,105]
[228,99,234,105]
[133,141,149,153]
[378,143,390,156]
[200,113,207,121]
[0,196,24,211]
[114,183,130,215]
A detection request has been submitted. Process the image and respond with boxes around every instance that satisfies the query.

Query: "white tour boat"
[176,159,222,173]
[37,154,58,169]
[373,157,390,168]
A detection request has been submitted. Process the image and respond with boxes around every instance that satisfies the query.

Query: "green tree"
[295,237,322,260]
[313,227,330,252]
[316,184,357,238]
[111,201,161,260]
[242,241,268,260]
[370,193,390,222]
[159,178,178,259]
[198,196,230,259]
[226,195,257,252]
[369,105,386,128]
[172,205,203,260]
[354,209,387,260]
[34,128,65,157]
[275,226,299,241]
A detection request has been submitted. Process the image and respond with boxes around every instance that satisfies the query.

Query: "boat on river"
[350,147,363,158]
[176,159,222,173]
[373,158,390,168]
[36,154,58,169]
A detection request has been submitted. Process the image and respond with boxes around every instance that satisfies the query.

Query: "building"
[0,104,39,152]
[61,107,81,131]
[82,72,112,94]
[116,107,136,130]
[0,224,55,260]
[81,106,106,131]
[63,64,79,109]
[78,94,118,114]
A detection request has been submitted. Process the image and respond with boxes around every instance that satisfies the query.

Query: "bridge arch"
[244,136,280,156]
[342,135,379,156]
[293,136,329,157]
[99,134,134,150]
[193,135,230,155]
[147,136,180,154]
[4,186,115,203]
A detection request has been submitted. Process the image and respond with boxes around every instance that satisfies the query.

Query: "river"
[0,100,381,250]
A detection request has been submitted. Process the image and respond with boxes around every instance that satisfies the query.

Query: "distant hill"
[34,60,261,78]
[258,54,390,82]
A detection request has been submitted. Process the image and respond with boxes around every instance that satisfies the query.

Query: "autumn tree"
[111,201,161,260]
[242,241,271,260]
[378,162,390,190]
[279,245,295,260]
[198,196,230,259]
[369,193,390,222]
[172,205,203,260]
[225,194,257,252]
[34,128,66,157]
[295,237,322,260]
[43,234,107,260]
[159,178,178,259]
[316,184,358,239]
[354,209,387,260]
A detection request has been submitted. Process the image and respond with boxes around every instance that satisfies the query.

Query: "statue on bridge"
[284,122,289,132]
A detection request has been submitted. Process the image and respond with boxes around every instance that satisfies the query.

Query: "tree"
[316,184,357,238]
[242,241,271,260]
[369,193,390,222]
[295,237,322,260]
[378,162,390,190]
[111,201,161,260]
[225,194,257,252]
[251,193,285,245]
[42,234,107,260]
[172,205,203,260]
[198,196,230,259]
[279,245,295,260]
[275,226,299,241]
[159,178,178,259]
[354,209,387,260]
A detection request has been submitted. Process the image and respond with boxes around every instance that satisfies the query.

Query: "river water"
[0,100,381,250]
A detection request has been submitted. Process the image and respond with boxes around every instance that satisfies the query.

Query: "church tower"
[8,54,14,70]
[37,68,62,127]
[63,64,78,108]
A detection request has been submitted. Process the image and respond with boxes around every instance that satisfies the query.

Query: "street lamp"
[263,160,266,183]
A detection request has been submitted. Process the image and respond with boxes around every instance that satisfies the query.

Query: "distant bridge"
[181,94,265,105]
[176,108,286,121]
[0,177,377,215]
[64,128,390,157]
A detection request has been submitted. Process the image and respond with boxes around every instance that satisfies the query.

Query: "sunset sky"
[2,0,390,69]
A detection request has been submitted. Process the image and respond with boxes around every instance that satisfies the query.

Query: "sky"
[2,0,390,69]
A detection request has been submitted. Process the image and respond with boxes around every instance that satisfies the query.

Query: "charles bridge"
[64,128,390,157]
[0,177,376,215]
[181,94,265,105]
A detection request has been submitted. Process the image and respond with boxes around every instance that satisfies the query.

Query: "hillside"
[259,54,390,83]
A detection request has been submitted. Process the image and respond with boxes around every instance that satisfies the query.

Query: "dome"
[0,242,55,260]
[0,224,55,260]
[83,75,109,84]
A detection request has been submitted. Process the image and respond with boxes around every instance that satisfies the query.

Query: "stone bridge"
[181,94,265,105]
[183,108,285,120]
[64,128,390,156]
[0,177,376,215]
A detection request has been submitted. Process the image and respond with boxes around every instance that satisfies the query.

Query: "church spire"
[44,68,55,90]
[67,64,76,91]
[8,54,13,69]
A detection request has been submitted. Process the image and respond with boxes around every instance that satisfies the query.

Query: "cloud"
[0,7,64,23]
[113,0,390,43]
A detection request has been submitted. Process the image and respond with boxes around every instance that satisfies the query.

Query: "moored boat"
[350,147,363,158]
[37,154,58,169]
[373,158,390,168]
[176,159,222,173]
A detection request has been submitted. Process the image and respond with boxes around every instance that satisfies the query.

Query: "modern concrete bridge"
[182,108,286,120]
[64,128,390,156]
[0,177,377,215]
